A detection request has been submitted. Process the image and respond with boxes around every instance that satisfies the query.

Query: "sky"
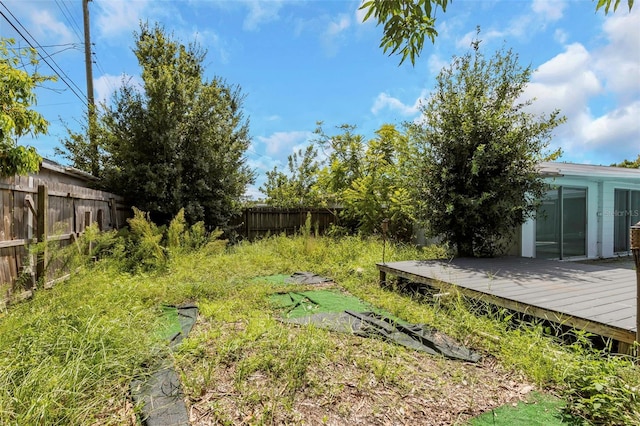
[1,0,639,199]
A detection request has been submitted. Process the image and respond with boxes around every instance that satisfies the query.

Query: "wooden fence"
[0,164,129,306]
[232,207,344,241]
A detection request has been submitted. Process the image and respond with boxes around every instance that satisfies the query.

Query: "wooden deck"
[377,257,638,344]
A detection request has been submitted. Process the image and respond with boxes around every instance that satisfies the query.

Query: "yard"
[0,234,638,425]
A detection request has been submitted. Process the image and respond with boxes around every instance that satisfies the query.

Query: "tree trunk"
[456,237,474,257]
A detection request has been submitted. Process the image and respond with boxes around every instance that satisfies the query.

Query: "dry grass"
[179,317,536,426]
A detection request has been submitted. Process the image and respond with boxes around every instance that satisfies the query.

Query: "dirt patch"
[184,327,536,426]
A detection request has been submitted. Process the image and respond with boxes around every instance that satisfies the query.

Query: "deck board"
[377,257,638,344]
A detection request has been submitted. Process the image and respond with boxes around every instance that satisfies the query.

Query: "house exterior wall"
[521,169,640,259]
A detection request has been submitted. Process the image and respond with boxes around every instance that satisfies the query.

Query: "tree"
[260,144,320,207]
[56,114,111,179]
[339,124,414,238]
[313,123,366,208]
[612,154,640,168]
[0,38,54,177]
[259,123,415,238]
[361,0,634,65]
[59,24,254,228]
[408,36,564,257]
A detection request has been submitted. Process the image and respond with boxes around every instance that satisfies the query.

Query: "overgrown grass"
[1,230,639,424]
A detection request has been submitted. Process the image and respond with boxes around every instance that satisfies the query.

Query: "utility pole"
[82,0,98,177]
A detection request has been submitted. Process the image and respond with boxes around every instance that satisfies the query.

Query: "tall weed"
[2,229,639,425]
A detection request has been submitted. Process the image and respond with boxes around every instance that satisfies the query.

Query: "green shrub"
[561,353,640,425]
[167,208,187,250]
[123,207,167,272]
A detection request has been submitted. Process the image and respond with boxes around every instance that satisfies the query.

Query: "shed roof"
[41,158,98,182]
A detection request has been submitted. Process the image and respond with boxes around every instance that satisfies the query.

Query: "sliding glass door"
[535,189,560,259]
[536,187,587,259]
[614,189,640,253]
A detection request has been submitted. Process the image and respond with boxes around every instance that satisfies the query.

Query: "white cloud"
[244,184,263,200]
[320,13,352,56]
[371,90,428,116]
[326,14,351,37]
[31,10,75,44]
[247,155,279,174]
[533,43,597,86]
[427,53,448,75]
[520,8,639,165]
[456,28,504,50]
[524,44,602,123]
[521,43,601,154]
[594,8,640,98]
[531,0,566,21]
[581,101,640,149]
[456,0,566,49]
[554,29,568,44]
[94,1,151,39]
[257,131,312,156]
[242,0,283,30]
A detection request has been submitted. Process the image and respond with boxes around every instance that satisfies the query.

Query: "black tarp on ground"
[284,271,333,285]
[271,283,481,362]
[131,304,198,426]
[131,365,188,426]
[286,310,481,362]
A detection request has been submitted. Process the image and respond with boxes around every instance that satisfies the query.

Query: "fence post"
[245,208,250,240]
[109,197,118,229]
[36,185,48,286]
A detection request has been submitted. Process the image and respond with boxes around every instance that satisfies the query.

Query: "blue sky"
[2,0,639,198]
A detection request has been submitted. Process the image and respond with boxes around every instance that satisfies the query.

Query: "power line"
[0,2,87,99]
[55,0,84,43]
[0,2,88,104]
[38,43,82,49]
[92,50,120,100]
[39,45,82,60]
[12,44,80,69]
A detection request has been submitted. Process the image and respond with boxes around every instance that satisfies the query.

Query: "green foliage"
[338,124,415,239]
[187,221,211,250]
[260,123,415,240]
[314,123,365,207]
[561,353,640,425]
[2,234,640,423]
[595,0,635,14]
[56,115,111,179]
[362,1,633,66]
[167,208,187,250]
[261,145,321,207]
[167,208,215,252]
[0,38,54,177]
[59,24,254,229]
[113,208,224,272]
[0,262,163,424]
[124,207,167,272]
[612,154,640,169]
[409,34,565,256]
[359,0,449,65]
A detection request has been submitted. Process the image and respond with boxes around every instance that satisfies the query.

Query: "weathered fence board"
[0,161,130,306]
[232,207,343,241]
